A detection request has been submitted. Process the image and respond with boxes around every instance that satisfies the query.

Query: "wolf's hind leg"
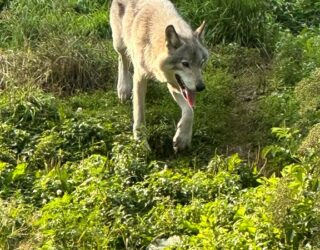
[167,84,194,152]
[110,1,133,102]
[116,51,133,102]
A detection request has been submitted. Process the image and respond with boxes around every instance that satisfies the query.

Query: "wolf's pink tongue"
[183,89,196,108]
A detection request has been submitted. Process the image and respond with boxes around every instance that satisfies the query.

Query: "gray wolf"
[110,0,209,151]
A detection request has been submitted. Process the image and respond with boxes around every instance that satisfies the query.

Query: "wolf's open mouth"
[175,74,196,108]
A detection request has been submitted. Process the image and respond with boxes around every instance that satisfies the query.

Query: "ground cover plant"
[0,0,320,249]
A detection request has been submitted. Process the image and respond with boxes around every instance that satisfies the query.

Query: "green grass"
[0,0,320,249]
[0,85,319,249]
[174,0,278,52]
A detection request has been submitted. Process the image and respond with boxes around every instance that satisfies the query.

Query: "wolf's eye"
[182,61,190,68]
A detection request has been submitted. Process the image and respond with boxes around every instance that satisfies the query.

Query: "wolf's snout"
[196,81,205,92]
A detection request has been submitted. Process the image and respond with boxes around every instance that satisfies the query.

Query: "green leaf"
[12,163,27,181]
[236,206,246,217]
[0,161,8,173]
[227,153,242,172]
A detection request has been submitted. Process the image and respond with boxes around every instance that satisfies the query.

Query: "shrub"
[272,29,320,86]
[0,0,10,11]
[254,90,299,139]
[0,0,116,93]
[260,127,301,176]
[210,43,268,76]
[174,0,278,50]
[33,155,111,249]
[0,198,35,249]
[0,86,60,131]
[35,37,116,93]
[295,68,320,115]
[271,0,320,33]
[298,123,320,157]
[181,163,320,249]
[0,38,116,93]
[0,0,110,48]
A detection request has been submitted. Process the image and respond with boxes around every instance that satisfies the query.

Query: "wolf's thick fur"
[110,0,208,151]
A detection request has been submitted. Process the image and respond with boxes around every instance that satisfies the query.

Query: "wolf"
[110,0,209,151]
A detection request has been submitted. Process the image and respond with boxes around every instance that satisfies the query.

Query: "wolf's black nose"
[196,82,206,92]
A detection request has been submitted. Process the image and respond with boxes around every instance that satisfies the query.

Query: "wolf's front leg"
[133,73,147,140]
[168,84,194,152]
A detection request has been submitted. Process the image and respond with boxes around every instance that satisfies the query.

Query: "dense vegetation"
[0,0,320,249]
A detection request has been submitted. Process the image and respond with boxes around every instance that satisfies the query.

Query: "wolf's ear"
[194,21,206,41]
[165,25,182,52]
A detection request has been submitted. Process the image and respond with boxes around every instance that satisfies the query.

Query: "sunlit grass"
[0,0,320,249]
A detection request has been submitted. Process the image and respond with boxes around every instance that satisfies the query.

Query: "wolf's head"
[161,22,209,108]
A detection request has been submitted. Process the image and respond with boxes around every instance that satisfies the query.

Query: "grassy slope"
[0,0,320,249]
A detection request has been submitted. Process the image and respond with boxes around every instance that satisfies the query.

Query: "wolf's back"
[111,0,140,9]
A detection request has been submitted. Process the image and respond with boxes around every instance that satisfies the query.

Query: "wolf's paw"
[173,131,191,153]
[133,128,151,151]
[118,85,132,102]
